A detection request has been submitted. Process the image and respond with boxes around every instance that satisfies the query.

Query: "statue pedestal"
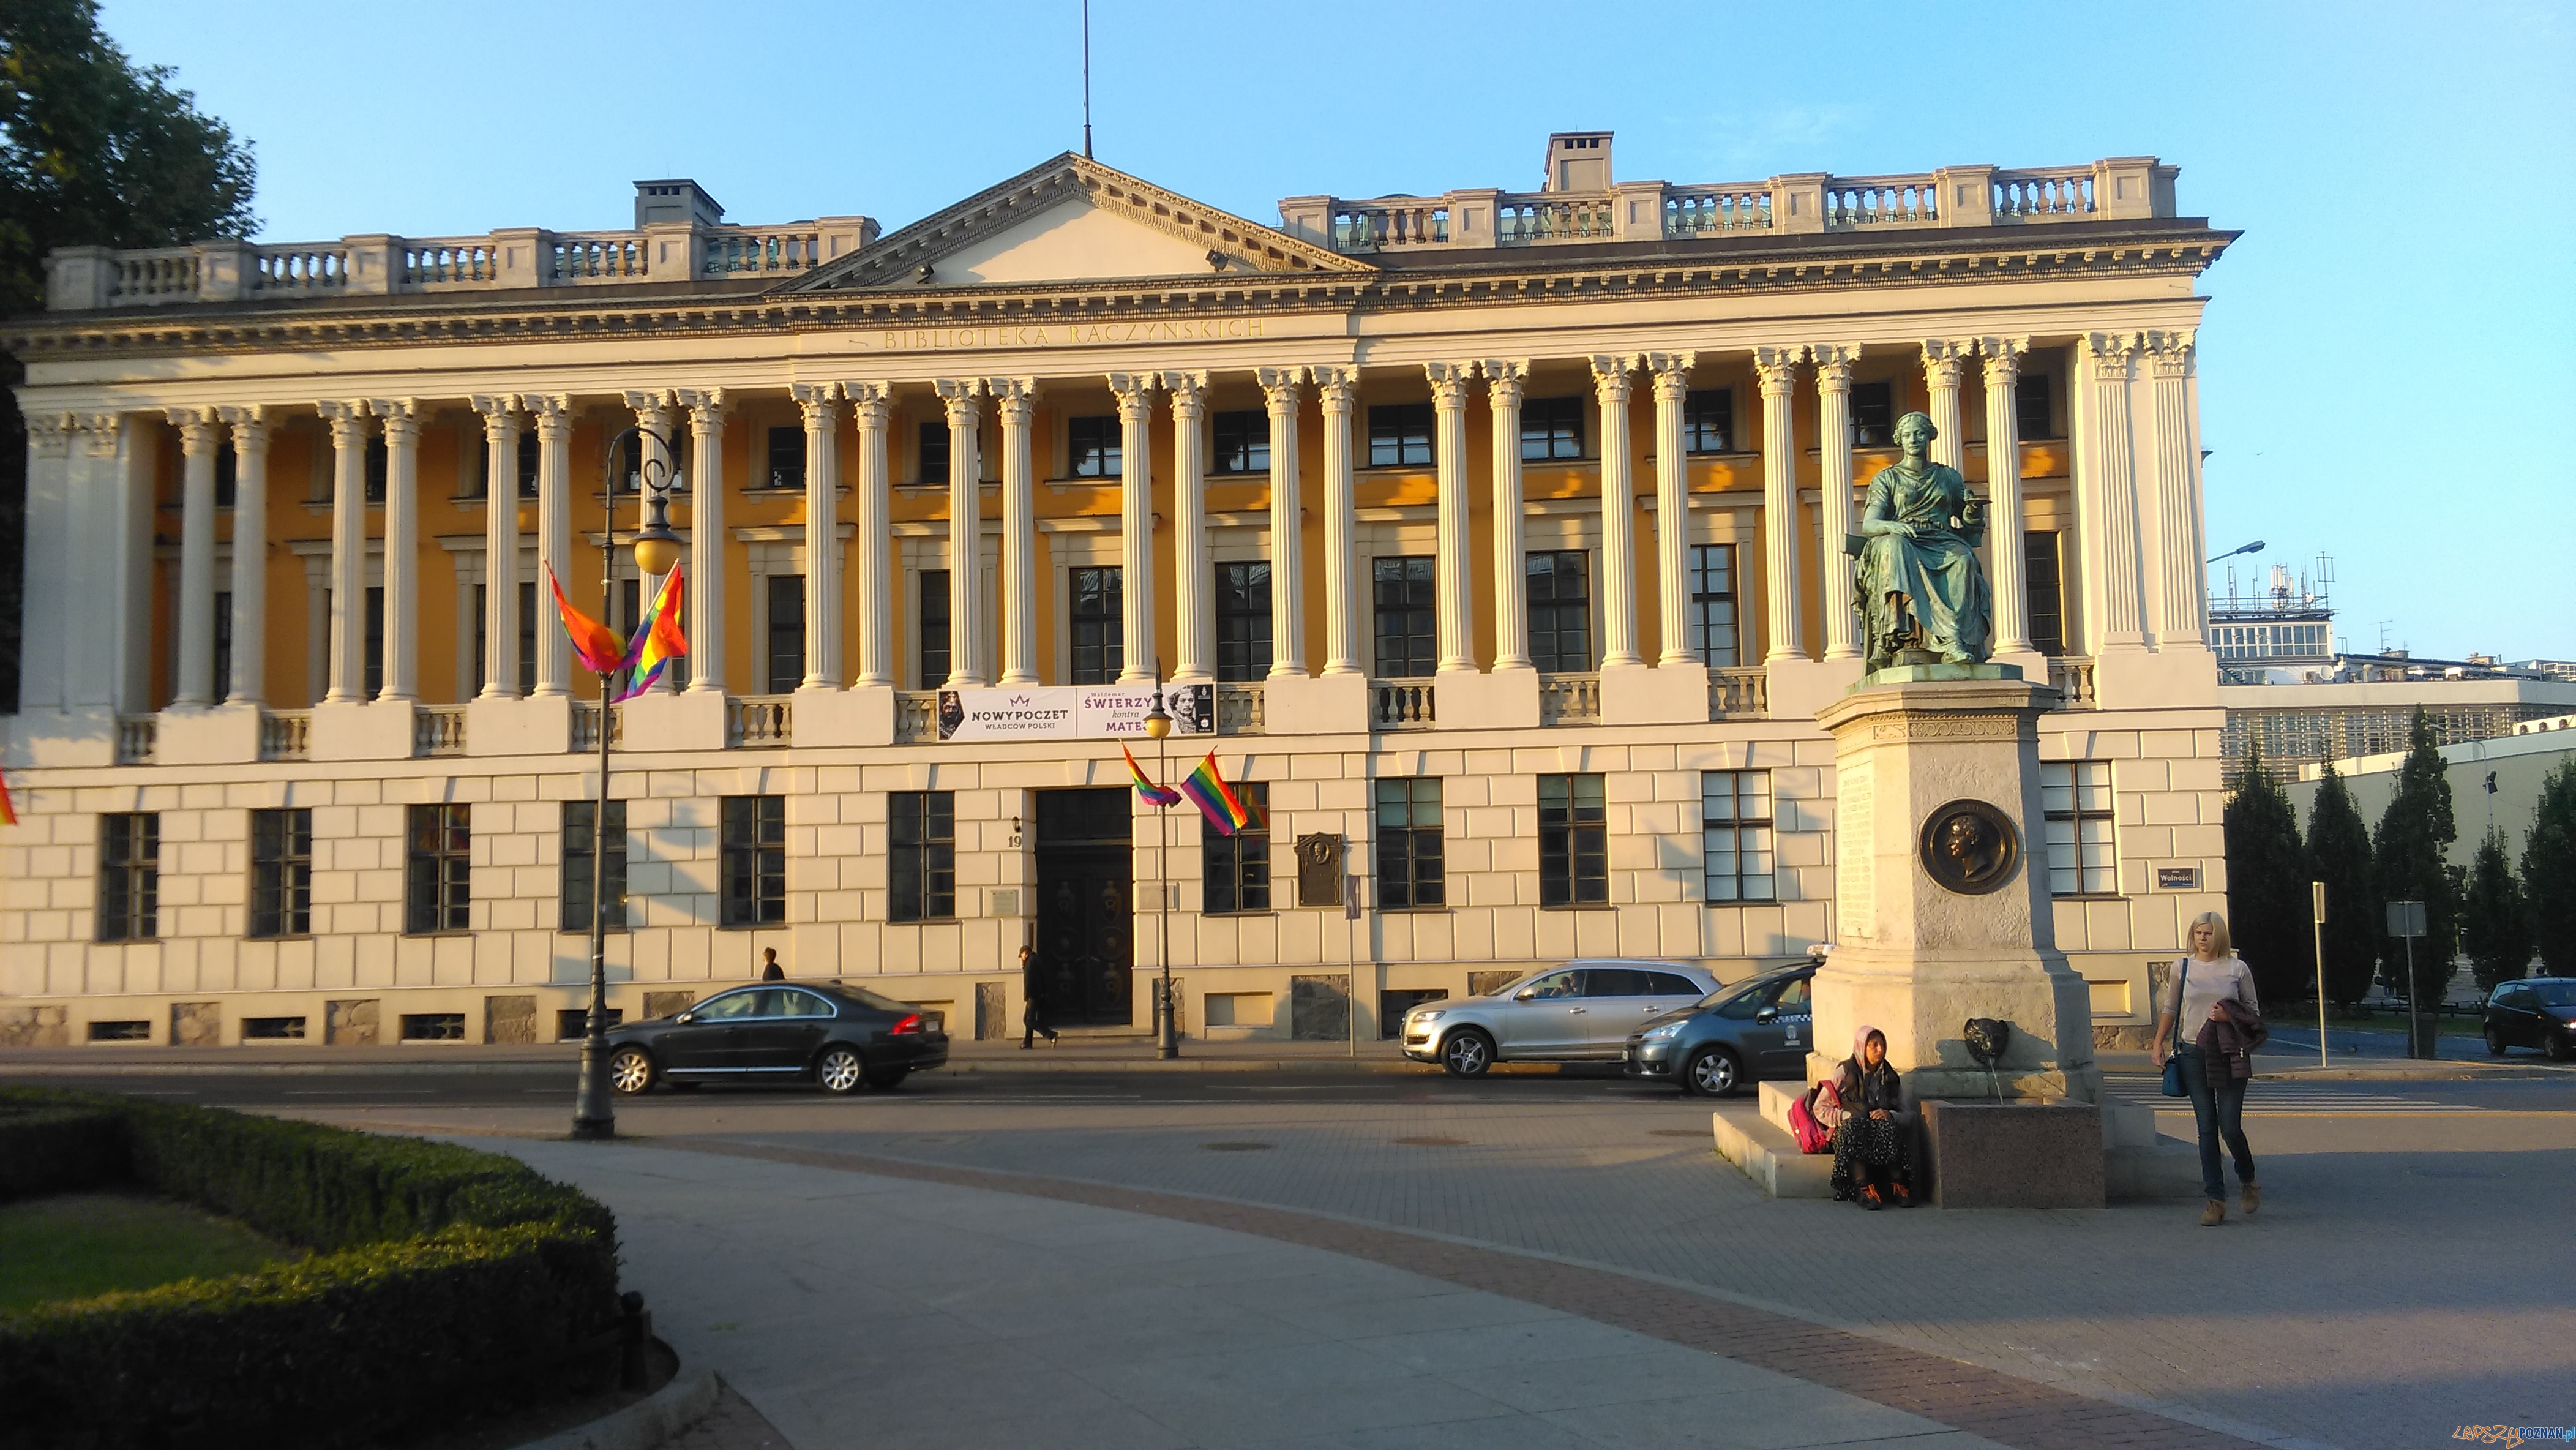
[1805,671,2098,1105]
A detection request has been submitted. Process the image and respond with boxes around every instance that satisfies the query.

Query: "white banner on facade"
[935,683,1215,742]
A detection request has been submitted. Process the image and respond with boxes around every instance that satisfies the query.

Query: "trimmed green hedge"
[0,1089,623,1450]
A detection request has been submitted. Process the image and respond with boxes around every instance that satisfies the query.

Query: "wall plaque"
[2155,866,2200,891]
[1917,798,2023,896]
[1295,833,1346,907]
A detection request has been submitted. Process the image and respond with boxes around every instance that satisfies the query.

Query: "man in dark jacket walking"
[1020,944,1059,1048]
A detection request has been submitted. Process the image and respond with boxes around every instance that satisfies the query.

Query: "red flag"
[0,767,15,827]
[545,563,626,676]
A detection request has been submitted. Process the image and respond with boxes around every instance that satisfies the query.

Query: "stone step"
[1741,1078,2201,1203]
[1712,1106,1835,1199]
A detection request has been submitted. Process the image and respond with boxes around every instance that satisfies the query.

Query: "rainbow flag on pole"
[612,566,688,702]
[546,563,627,677]
[1120,744,1181,806]
[1180,753,1253,836]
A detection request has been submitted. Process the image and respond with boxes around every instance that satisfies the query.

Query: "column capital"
[1811,343,1861,389]
[675,387,732,426]
[2080,331,2141,372]
[622,387,677,413]
[80,413,125,456]
[1481,358,1530,407]
[1106,371,1158,418]
[1588,353,1637,402]
[468,394,523,442]
[162,406,223,451]
[1644,351,1696,395]
[1977,336,2031,386]
[1159,369,1210,415]
[1425,359,1477,407]
[1256,366,1307,410]
[1311,364,1359,411]
[842,380,896,425]
[989,377,1039,422]
[934,376,987,425]
[1752,346,1806,394]
[1919,337,1974,382]
[28,413,75,459]
[2144,329,2196,377]
[792,381,845,427]
[367,397,422,438]
[526,393,573,438]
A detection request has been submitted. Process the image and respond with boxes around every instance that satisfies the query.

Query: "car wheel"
[2548,1031,2576,1064]
[1683,1046,1742,1098]
[815,1045,867,1095]
[608,1046,656,1095]
[2485,1024,2507,1057]
[864,1065,910,1091]
[1440,1029,1494,1078]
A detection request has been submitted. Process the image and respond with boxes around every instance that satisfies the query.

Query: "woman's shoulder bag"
[2160,956,2192,1097]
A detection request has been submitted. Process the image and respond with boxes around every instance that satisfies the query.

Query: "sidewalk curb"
[509,1360,717,1450]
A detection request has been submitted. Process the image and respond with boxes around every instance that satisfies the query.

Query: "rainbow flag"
[612,566,688,702]
[1120,744,1180,806]
[546,563,626,677]
[1180,753,1252,836]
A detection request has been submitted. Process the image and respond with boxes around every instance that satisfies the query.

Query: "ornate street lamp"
[572,427,684,1141]
[1143,678,1179,1060]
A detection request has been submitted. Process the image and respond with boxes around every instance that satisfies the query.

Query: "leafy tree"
[2372,708,2457,1007]
[1,0,259,707]
[2223,738,2312,1004]
[2307,762,2378,1005]
[2459,825,2531,994]
[2526,757,2576,975]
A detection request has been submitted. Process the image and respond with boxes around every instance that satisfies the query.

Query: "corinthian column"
[1257,367,1307,678]
[992,378,1040,685]
[370,398,422,702]
[1646,352,1697,668]
[316,401,370,704]
[1426,361,1478,675]
[2076,332,2146,652]
[219,407,270,707]
[792,382,846,688]
[165,407,223,707]
[1751,347,1807,663]
[2146,330,2207,650]
[1108,372,1159,682]
[847,381,895,688]
[678,388,730,692]
[470,395,523,698]
[935,378,989,688]
[1811,345,1862,661]
[1590,354,1641,669]
[1481,360,1532,672]
[528,396,573,697]
[1313,366,1361,676]
[1922,339,1970,472]
[1163,370,1212,682]
[1978,337,2034,654]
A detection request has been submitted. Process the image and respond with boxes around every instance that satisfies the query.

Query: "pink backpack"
[1788,1081,1837,1154]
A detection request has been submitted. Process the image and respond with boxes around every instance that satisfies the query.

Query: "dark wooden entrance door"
[1034,788,1134,1027]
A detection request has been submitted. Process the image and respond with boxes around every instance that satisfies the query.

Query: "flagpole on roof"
[1081,0,1095,159]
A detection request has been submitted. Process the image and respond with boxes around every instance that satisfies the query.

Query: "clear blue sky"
[99,0,2576,662]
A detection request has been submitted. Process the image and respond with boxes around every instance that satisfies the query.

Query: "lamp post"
[572,426,685,1141]
[1144,678,1178,1059]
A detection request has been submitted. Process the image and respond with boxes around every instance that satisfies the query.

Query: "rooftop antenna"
[1081,0,1095,159]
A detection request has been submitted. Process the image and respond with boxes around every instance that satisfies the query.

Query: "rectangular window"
[1215,562,1271,682]
[2024,530,2065,657]
[1374,778,1444,909]
[249,808,311,939]
[766,574,805,691]
[404,803,471,934]
[1203,781,1271,914]
[720,795,786,928]
[98,813,159,942]
[1070,566,1121,684]
[917,569,951,688]
[1519,396,1585,461]
[2015,372,2056,440]
[1850,381,1895,447]
[1368,403,1434,468]
[517,580,537,695]
[2043,761,2117,896]
[364,435,388,504]
[1068,416,1120,478]
[1538,774,1608,907]
[364,585,384,697]
[889,791,956,923]
[517,430,541,498]
[765,426,805,489]
[1211,410,1269,475]
[560,800,628,933]
[1702,771,1775,903]
[1687,544,1739,667]
[1683,389,1733,454]
[215,446,237,508]
[1526,550,1592,673]
[1372,556,1437,678]
[213,590,232,703]
[917,418,950,484]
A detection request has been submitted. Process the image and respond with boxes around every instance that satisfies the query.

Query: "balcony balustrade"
[259,710,310,761]
[414,707,468,757]
[1372,681,1436,731]
[1215,684,1265,735]
[1537,673,1601,726]
[114,716,155,765]
[727,695,793,747]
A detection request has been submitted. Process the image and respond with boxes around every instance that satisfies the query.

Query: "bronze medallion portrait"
[1917,798,2021,895]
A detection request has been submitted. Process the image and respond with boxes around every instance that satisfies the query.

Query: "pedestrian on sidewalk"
[2152,910,2262,1226]
[1829,1025,1917,1208]
[1020,944,1059,1049]
[760,948,785,982]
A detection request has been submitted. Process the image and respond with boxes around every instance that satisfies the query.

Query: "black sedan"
[607,983,949,1095]
[2483,977,2576,1061]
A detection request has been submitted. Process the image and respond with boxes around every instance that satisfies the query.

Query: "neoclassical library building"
[3,133,2234,1049]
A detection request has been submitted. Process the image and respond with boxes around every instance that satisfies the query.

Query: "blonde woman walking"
[2151,911,2265,1225]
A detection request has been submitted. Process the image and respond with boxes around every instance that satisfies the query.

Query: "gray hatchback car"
[1399,960,1722,1076]
[1620,965,1816,1096]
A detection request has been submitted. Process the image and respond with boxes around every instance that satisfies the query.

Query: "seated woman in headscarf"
[1829,1025,1918,1209]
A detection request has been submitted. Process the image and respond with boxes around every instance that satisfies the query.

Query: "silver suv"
[1399,960,1723,1076]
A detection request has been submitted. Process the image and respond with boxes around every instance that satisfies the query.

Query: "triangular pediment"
[781,154,1372,293]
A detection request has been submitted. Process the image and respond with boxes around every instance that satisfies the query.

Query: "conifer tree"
[2307,762,2378,1005]
[2223,738,2312,1004]
[2460,825,2530,994]
[2525,758,2576,975]
[2372,709,2457,1007]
